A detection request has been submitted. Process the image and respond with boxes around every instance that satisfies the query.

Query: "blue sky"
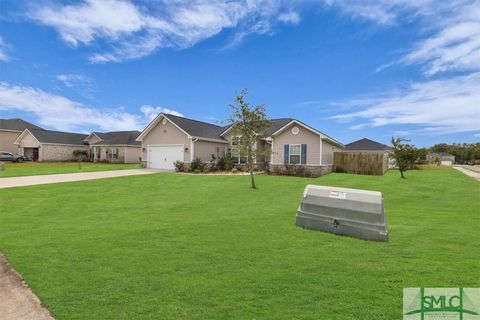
[0,0,479,147]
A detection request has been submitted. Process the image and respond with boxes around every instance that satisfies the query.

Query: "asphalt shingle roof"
[0,118,43,131]
[219,118,294,137]
[164,114,226,140]
[28,128,88,145]
[344,138,390,151]
[90,131,141,146]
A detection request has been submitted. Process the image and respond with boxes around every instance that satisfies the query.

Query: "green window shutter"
[301,144,307,164]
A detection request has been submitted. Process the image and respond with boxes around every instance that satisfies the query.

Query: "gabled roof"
[344,138,390,151]
[219,118,294,137]
[89,131,141,146]
[137,113,343,147]
[164,114,226,140]
[20,128,88,145]
[137,113,228,142]
[0,118,43,132]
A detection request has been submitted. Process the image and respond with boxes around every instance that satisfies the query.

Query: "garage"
[441,160,453,166]
[147,145,184,170]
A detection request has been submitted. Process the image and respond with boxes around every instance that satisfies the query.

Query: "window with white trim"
[230,136,246,164]
[108,148,119,159]
[289,144,301,164]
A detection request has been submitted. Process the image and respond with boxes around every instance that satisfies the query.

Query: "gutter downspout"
[265,138,273,165]
[190,137,198,162]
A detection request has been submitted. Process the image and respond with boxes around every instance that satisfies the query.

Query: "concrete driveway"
[0,169,155,189]
[453,166,480,182]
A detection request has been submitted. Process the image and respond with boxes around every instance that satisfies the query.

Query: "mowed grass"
[0,162,140,177]
[0,168,478,319]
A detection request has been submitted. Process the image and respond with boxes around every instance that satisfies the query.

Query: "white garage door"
[148,145,184,170]
[441,160,453,166]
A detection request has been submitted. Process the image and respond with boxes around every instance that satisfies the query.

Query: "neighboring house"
[0,118,43,154]
[427,152,455,166]
[14,128,89,161]
[136,113,343,172]
[343,138,391,152]
[84,131,141,163]
[342,138,394,169]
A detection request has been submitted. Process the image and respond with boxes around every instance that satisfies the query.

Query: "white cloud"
[331,73,480,134]
[56,74,92,88]
[140,105,184,121]
[0,82,182,132]
[319,1,480,75]
[0,36,9,61]
[278,11,301,25]
[28,0,302,62]
[401,2,480,75]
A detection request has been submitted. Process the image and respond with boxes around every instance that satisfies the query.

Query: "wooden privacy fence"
[333,152,388,175]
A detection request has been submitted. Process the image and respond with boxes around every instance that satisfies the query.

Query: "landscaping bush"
[231,168,238,174]
[193,169,201,174]
[174,161,185,172]
[190,158,205,172]
[224,156,234,170]
[203,169,209,174]
[72,149,89,162]
[208,154,218,171]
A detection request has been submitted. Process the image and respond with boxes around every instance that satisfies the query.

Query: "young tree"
[390,137,420,179]
[225,89,271,189]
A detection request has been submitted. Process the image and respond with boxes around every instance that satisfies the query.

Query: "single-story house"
[0,118,43,154]
[14,128,142,163]
[427,152,455,166]
[84,131,141,163]
[14,128,89,161]
[136,113,344,173]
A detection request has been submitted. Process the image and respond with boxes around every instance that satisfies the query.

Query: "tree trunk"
[250,167,256,189]
[400,168,406,179]
[248,147,256,189]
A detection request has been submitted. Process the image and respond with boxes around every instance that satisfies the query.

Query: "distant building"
[342,138,394,169]
[343,138,390,152]
[0,118,43,154]
[427,152,455,166]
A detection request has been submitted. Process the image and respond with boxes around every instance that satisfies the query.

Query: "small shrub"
[231,168,238,174]
[72,149,88,157]
[193,169,201,174]
[190,158,204,172]
[174,161,185,172]
[203,169,209,174]
[224,156,234,170]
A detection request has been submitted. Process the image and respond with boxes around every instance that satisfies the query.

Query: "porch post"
[93,147,96,163]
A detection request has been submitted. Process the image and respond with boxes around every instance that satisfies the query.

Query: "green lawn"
[0,162,140,177]
[0,168,478,319]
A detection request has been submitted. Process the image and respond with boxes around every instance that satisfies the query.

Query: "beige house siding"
[93,145,140,163]
[193,140,227,162]
[141,117,191,162]
[321,140,340,165]
[41,144,88,161]
[124,146,141,163]
[0,130,22,154]
[271,123,320,165]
